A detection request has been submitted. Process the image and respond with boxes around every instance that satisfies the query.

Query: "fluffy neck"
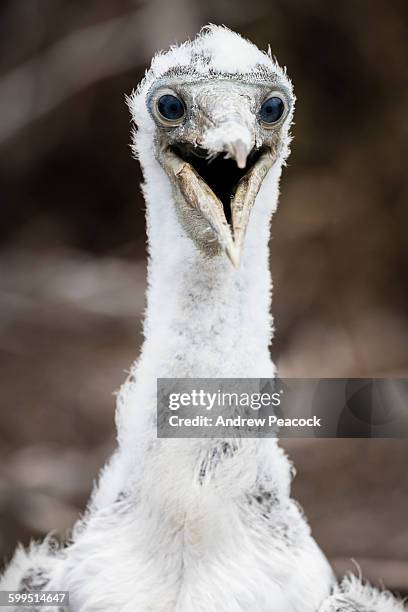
[113,153,283,477]
[137,156,283,380]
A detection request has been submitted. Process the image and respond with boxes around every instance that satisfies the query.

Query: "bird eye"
[156,93,185,126]
[259,95,285,127]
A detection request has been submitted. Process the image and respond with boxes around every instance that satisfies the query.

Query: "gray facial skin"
[147,76,294,266]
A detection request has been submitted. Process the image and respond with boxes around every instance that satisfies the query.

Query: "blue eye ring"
[259,94,286,127]
[153,89,186,126]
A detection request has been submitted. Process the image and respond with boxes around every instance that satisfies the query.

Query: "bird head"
[129,26,294,267]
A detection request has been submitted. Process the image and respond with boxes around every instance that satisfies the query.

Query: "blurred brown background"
[0,0,407,596]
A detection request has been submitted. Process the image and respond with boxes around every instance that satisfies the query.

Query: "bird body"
[1,25,405,612]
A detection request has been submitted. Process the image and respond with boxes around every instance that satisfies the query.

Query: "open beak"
[163,141,274,267]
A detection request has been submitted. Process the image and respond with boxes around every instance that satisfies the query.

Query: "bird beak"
[231,149,274,259]
[227,139,249,169]
[162,144,274,268]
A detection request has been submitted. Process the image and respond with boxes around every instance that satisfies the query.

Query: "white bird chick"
[0,25,406,612]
